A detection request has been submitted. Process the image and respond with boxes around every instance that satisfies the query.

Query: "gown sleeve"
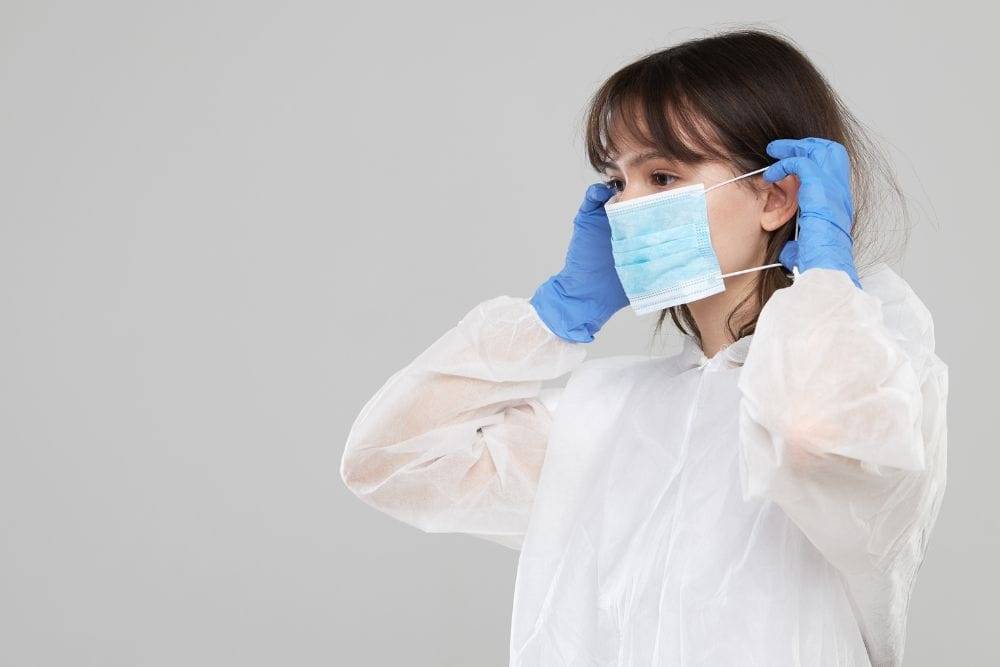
[340,295,588,551]
[736,265,949,580]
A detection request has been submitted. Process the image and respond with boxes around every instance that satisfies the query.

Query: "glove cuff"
[529,278,599,344]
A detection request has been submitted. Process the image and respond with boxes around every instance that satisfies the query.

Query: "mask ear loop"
[704,164,797,280]
[703,165,770,194]
[790,211,801,280]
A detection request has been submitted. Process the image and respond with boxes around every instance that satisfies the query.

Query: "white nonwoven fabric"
[341,263,948,667]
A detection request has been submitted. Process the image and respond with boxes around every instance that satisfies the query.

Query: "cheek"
[706,196,763,263]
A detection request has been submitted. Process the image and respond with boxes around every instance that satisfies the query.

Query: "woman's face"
[602,138,796,278]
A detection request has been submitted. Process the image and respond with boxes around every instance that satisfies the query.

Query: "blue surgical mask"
[604,165,794,315]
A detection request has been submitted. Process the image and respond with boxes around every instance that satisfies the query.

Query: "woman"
[340,29,948,667]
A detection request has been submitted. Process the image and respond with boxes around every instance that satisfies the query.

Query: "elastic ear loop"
[703,165,799,280]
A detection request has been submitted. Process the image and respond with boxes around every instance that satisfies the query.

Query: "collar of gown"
[680,333,755,369]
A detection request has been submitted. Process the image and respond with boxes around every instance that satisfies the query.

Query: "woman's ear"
[759,174,800,232]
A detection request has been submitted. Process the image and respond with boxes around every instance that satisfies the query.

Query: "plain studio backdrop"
[1,1,995,665]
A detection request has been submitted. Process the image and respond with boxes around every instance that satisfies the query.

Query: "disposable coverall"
[340,263,948,667]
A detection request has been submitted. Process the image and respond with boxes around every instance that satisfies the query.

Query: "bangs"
[586,64,732,174]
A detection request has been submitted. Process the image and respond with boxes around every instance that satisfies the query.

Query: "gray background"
[1,1,994,665]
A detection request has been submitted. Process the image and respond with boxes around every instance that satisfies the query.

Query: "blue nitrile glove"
[762,137,862,289]
[530,182,629,343]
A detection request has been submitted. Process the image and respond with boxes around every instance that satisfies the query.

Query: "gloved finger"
[765,137,834,160]
[764,154,822,181]
[769,137,849,176]
[778,239,799,271]
[765,138,815,160]
[761,156,830,212]
[580,182,616,214]
[767,141,853,219]
[798,137,839,153]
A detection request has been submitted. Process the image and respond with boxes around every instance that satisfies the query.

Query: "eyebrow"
[604,151,669,172]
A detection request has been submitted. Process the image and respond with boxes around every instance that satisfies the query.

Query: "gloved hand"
[530,182,629,343]
[762,137,862,289]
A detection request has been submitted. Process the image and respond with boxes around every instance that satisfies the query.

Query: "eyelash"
[604,172,677,192]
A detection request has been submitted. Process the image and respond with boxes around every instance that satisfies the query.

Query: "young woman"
[340,29,948,667]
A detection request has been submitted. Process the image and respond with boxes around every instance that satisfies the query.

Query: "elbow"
[339,434,371,499]
[339,413,386,498]
[338,436,402,506]
[340,449,356,494]
[337,445,439,535]
[340,445,375,499]
[340,450,361,502]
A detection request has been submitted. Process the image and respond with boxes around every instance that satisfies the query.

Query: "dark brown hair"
[582,27,909,349]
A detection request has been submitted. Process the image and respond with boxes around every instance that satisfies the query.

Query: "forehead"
[603,127,671,171]
[605,149,672,171]
[604,112,656,158]
[600,98,728,171]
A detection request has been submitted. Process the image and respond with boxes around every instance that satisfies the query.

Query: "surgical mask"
[604,165,796,315]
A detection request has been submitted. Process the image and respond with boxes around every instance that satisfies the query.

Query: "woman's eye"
[603,173,677,192]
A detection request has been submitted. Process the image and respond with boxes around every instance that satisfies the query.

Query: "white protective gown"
[340,263,949,667]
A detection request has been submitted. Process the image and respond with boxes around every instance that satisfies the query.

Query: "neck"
[687,272,758,359]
